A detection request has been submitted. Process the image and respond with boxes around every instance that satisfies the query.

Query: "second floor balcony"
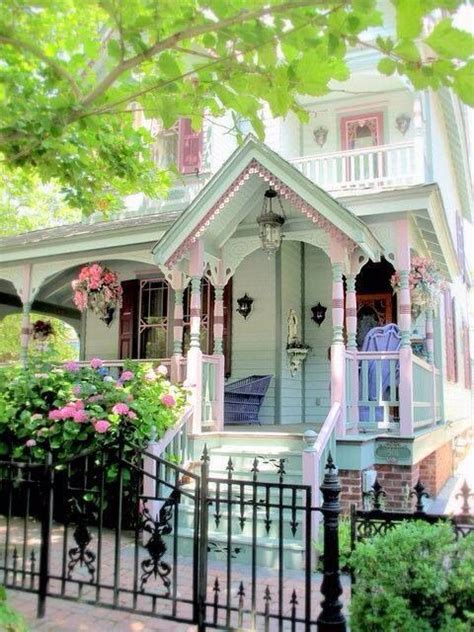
[289,139,424,196]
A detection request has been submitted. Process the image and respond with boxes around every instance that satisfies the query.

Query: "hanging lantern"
[257,187,286,257]
[236,293,253,320]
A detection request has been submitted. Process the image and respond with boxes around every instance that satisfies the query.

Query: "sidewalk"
[428,445,474,515]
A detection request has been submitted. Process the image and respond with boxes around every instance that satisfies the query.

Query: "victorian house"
[0,4,472,535]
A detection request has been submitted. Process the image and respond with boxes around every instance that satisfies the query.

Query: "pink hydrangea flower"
[60,406,76,419]
[25,439,36,447]
[48,409,63,421]
[94,420,111,434]
[156,365,168,376]
[90,358,103,369]
[120,370,134,382]
[74,400,85,409]
[64,361,80,373]
[112,403,130,415]
[72,410,88,423]
[128,411,137,420]
[160,393,176,408]
[72,385,82,396]
[144,369,156,382]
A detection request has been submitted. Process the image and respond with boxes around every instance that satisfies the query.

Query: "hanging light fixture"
[257,187,286,257]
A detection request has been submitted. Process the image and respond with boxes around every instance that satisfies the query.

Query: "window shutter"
[462,323,472,390]
[456,213,466,281]
[444,289,455,382]
[119,280,139,359]
[178,118,202,174]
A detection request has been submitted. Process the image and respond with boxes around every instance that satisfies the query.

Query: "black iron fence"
[0,442,347,631]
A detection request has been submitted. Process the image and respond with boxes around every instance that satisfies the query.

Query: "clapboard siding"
[303,245,332,423]
[230,249,277,423]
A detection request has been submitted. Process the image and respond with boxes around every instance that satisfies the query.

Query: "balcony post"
[345,273,359,431]
[396,220,414,435]
[186,241,204,434]
[425,307,437,426]
[212,286,225,432]
[329,242,346,437]
[413,96,425,184]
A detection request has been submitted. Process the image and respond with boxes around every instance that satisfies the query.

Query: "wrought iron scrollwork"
[67,498,96,582]
[456,480,473,515]
[139,490,179,594]
[410,480,429,513]
[364,478,387,511]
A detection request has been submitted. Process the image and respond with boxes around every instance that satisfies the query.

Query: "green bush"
[350,521,474,632]
[0,586,28,632]
[0,360,187,466]
[315,518,352,573]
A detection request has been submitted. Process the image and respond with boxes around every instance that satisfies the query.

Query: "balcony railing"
[290,141,423,194]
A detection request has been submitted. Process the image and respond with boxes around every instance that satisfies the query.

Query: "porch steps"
[169,438,312,570]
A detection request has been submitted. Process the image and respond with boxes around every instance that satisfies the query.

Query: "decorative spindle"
[456,480,473,516]
[410,480,429,514]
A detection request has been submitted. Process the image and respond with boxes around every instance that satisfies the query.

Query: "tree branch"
[80,0,333,107]
[0,35,83,98]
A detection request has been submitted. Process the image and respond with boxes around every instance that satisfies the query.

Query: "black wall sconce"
[311,303,327,326]
[236,293,253,320]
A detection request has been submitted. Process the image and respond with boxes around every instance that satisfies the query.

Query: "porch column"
[212,286,225,431]
[396,220,414,435]
[345,273,359,431]
[425,307,437,426]
[20,301,32,367]
[20,264,33,367]
[171,289,184,381]
[331,260,346,436]
[186,241,204,434]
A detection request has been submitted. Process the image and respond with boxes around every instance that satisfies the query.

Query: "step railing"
[303,401,341,535]
[289,141,421,193]
[76,358,172,378]
[201,354,225,431]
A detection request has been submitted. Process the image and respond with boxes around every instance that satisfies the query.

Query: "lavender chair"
[359,324,401,423]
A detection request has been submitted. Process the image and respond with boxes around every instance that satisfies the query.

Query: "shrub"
[0,586,28,632]
[0,359,187,464]
[350,521,474,632]
[315,518,352,572]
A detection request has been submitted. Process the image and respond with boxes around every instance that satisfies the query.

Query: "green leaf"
[453,61,474,106]
[378,57,397,76]
[393,40,421,63]
[426,18,474,61]
[395,0,423,39]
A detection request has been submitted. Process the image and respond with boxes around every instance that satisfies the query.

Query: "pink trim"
[165,159,354,267]
[340,111,384,150]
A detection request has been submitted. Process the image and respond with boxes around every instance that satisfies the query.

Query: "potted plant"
[72,263,123,326]
[390,256,445,320]
[286,340,311,377]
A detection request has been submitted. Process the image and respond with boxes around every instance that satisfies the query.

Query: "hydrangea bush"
[0,359,187,464]
[391,256,445,319]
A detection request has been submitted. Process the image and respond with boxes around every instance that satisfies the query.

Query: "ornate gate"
[0,442,347,631]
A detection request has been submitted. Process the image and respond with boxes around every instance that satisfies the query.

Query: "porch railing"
[289,141,421,193]
[75,358,172,378]
[412,355,441,429]
[201,354,224,430]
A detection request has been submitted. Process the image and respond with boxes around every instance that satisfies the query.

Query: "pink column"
[186,241,204,434]
[396,220,414,435]
[331,261,346,436]
[213,286,225,431]
[425,308,437,426]
[20,264,33,367]
[345,273,359,430]
[170,288,184,383]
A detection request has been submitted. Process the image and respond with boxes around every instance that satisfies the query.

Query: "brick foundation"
[374,463,420,511]
[418,442,454,497]
[339,469,364,512]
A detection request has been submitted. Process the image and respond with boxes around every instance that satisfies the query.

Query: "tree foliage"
[0,0,472,214]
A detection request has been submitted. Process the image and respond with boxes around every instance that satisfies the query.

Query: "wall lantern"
[311,303,327,326]
[313,125,329,147]
[395,113,411,135]
[257,187,286,257]
[236,293,253,320]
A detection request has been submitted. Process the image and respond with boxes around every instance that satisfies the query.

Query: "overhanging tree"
[0,0,472,215]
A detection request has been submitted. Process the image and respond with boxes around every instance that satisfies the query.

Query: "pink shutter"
[178,118,203,174]
[462,323,472,389]
[444,289,455,382]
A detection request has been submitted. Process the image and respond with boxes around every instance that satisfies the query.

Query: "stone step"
[206,447,302,473]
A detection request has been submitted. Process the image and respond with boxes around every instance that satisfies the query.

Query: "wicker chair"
[224,375,272,425]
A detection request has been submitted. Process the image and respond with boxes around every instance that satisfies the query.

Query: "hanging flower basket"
[72,263,123,326]
[390,257,445,320]
[32,320,54,341]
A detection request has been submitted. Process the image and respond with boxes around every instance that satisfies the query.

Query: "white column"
[20,301,32,367]
[186,241,204,434]
[345,273,359,430]
[212,286,225,431]
[331,260,346,436]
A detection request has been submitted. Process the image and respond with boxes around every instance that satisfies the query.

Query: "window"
[150,117,203,174]
[444,289,458,382]
[138,279,170,359]
[340,112,384,150]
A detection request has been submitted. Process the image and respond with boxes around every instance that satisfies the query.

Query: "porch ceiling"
[153,135,382,269]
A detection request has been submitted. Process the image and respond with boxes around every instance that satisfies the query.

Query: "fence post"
[316,453,346,632]
[37,452,54,618]
[196,446,210,631]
